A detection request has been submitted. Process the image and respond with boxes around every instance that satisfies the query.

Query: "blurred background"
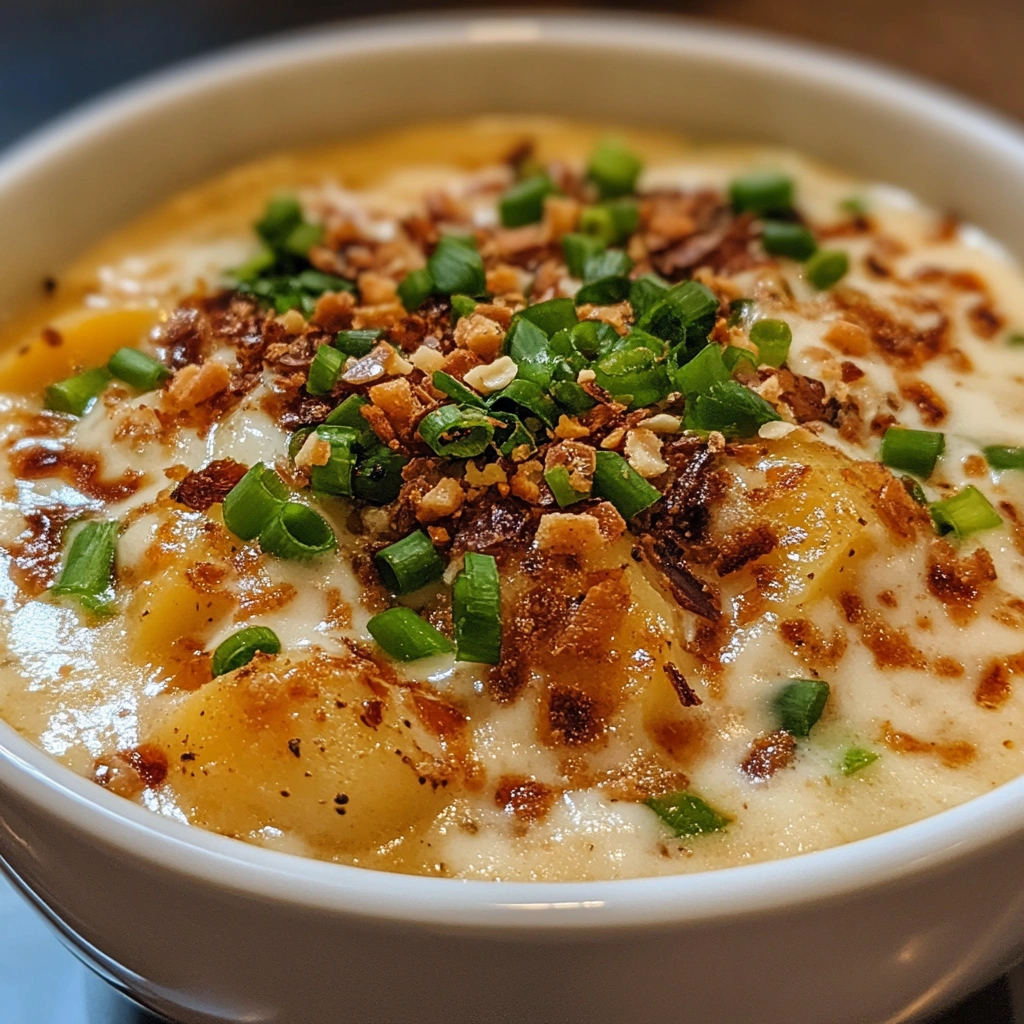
[2,1,1024,1022]
[3,0,1024,149]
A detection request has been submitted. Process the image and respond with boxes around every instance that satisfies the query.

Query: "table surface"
[2,2,1024,1021]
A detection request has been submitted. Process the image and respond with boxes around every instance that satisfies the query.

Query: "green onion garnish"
[840,747,879,776]
[493,413,537,458]
[489,378,558,427]
[432,370,487,408]
[107,348,171,391]
[806,250,849,290]
[325,394,371,435]
[352,445,407,505]
[334,329,381,358]
[645,791,730,837]
[211,626,281,677]
[418,403,495,458]
[44,367,111,416]
[453,551,502,664]
[579,197,639,245]
[638,279,718,350]
[674,343,729,398]
[575,278,631,307]
[256,195,304,248]
[397,267,435,311]
[306,344,345,396]
[367,606,454,662]
[499,173,554,228]
[281,221,323,258]
[516,297,578,337]
[583,249,633,282]
[774,679,830,737]
[1008,332,1024,347]
[288,426,315,462]
[451,294,478,322]
[50,519,118,614]
[761,221,817,261]
[259,502,336,560]
[684,380,781,438]
[594,345,671,410]
[222,463,289,541]
[727,298,756,327]
[629,274,669,321]
[575,250,633,306]
[592,450,661,519]
[506,317,557,387]
[309,425,359,497]
[428,235,486,297]
[722,346,758,374]
[901,475,928,506]
[879,427,945,478]
[749,318,792,368]
[375,530,445,595]
[983,445,1024,470]
[544,465,591,507]
[550,380,596,416]
[729,171,794,215]
[562,232,607,278]
[587,139,643,199]
[929,485,1003,539]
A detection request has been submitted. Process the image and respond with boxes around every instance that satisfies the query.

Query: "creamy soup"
[1,118,1024,881]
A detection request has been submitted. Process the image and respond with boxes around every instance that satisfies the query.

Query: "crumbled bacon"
[665,664,702,707]
[926,540,996,620]
[170,459,248,512]
[741,730,797,780]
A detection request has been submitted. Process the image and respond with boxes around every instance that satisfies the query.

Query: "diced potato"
[149,653,451,855]
[0,307,162,395]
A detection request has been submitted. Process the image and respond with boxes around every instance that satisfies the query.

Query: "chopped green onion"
[493,413,536,458]
[983,445,1024,470]
[325,393,371,436]
[222,463,289,541]
[282,221,323,258]
[567,319,618,360]
[638,279,718,351]
[675,343,729,398]
[334,329,380,358]
[1007,332,1024,347]
[353,445,407,505]
[234,245,276,283]
[544,465,591,507]
[901,475,928,506]
[418,403,495,458]
[727,298,756,327]
[256,195,303,248]
[579,197,639,246]
[729,171,794,215]
[774,679,830,737]
[428,235,486,296]
[452,551,502,664]
[309,425,359,496]
[397,267,435,311]
[499,174,554,228]
[629,274,669,321]
[550,380,596,415]
[841,747,879,776]
[684,380,781,438]
[44,367,111,416]
[592,450,662,519]
[288,426,315,462]
[806,250,849,290]
[211,626,281,677]
[506,317,556,387]
[293,269,350,294]
[583,249,633,282]
[259,502,336,560]
[375,530,445,594]
[306,344,345,396]
[839,197,868,216]
[107,348,171,391]
[879,427,945,478]
[50,519,118,614]
[929,485,1003,539]
[489,378,558,427]
[594,346,671,409]
[432,370,487,408]
[516,297,578,337]
[451,294,477,322]
[749,318,793,368]
[575,274,631,306]
[367,606,454,661]
[645,791,730,837]
[722,346,759,374]
[587,139,643,199]
[761,221,817,261]
[562,232,606,278]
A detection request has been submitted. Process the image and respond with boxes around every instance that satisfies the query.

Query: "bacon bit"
[833,292,949,369]
[509,459,543,503]
[357,271,398,305]
[851,463,929,544]
[647,203,696,242]
[485,264,525,296]
[170,459,248,512]
[322,587,352,630]
[624,427,668,479]
[880,721,976,768]
[448,497,532,562]
[544,441,595,494]
[6,501,85,596]
[580,301,631,335]
[931,656,963,678]
[666,664,702,707]
[741,730,797,781]
[543,194,580,239]
[491,222,550,261]
[823,320,871,357]
[454,313,504,361]
[838,592,927,669]
[494,775,556,823]
[588,501,626,541]
[840,361,866,383]
[774,368,838,425]
[352,302,405,331]
[427,526,450,545]
[968,302,1004,340]
[416,478,465,524]
[554,414,590,440]
[369,377,421,435]
[926,540,996,621]
[898,378,948,426]
[439,348,482,382]
[980,653,1024,709]
[534,512,603,555]
[779,619,847,669]
[545,685,603,747]
[962,454,987,478]
[597,751,691,802]
[715,523,778,576]
[554,571,630,661]
[358,401,397,446]
[124,744,169,788]
[641,536,721,622]
[163,361,232,412]
[312,290,356,332]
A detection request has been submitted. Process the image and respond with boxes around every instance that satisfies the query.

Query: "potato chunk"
[149,652,451,856]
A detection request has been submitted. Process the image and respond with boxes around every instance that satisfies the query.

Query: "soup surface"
[2,119,1024,880]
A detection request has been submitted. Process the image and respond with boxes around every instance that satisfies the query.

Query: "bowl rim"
[3,10,1024,932]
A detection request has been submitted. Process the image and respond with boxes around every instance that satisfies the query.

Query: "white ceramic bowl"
[3,15,1024,1024]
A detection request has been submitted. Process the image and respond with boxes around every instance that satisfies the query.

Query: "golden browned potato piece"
[149,651,452,856]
